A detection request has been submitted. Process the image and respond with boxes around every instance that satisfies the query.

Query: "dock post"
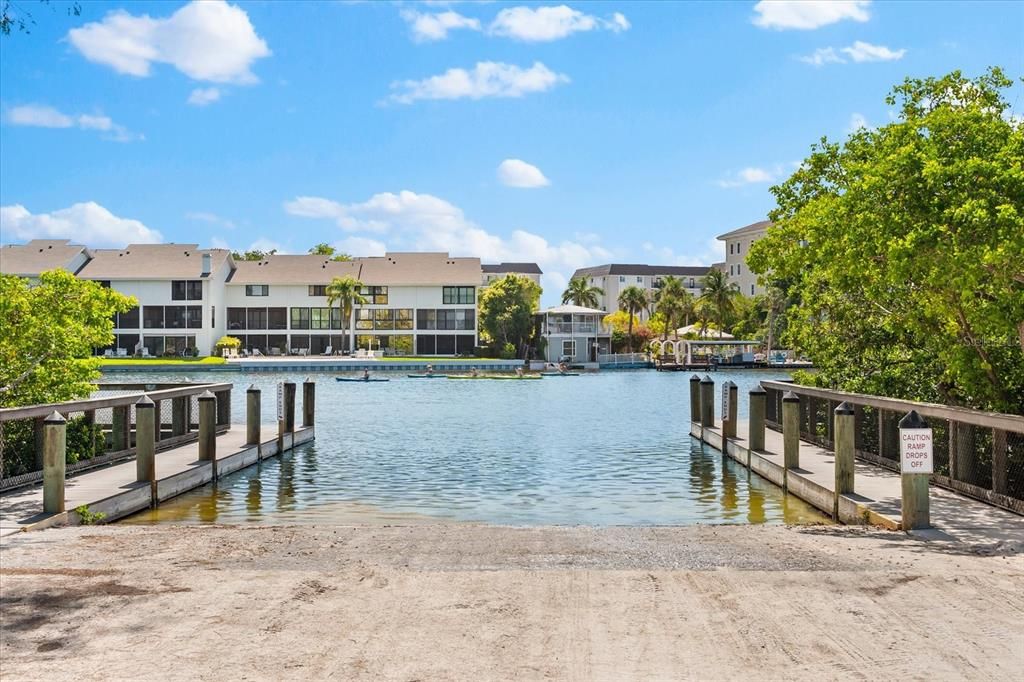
[302,378,316,428]
[42,411,66,514]
[283,382,296,435]
[689,374,701,423]
[699,375,714,429]
[833,402,856,520]
[198,390,217,477]
[899,410,932,530]
[748,385,766,451]
[782,391,800,488]
[135,396,156,491]
[246,385,261,446]
[112,405,130,451]
[171,397,187,436]
[723,382,738,439]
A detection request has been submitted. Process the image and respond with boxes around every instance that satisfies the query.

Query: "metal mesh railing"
[761,381,1024,515]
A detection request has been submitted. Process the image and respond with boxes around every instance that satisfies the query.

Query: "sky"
[1,0,1022,303]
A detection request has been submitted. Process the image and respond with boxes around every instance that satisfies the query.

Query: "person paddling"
[362,368,370,381]
[426,364,434,376]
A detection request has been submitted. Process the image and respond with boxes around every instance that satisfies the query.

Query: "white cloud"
[4,104,142,142]
[800,41,905,66]
[488,5,630,42]
[186,211,235,229]
[840,40,906,63]
[67,0,270,84]
[497,159,550,188]
[0,202,162,247]
[334,236,387,257]
[284,189,612,299]
[187,87,222,106]
[387,61,569,104]
[642,238,722,267]
[248,237,285,254]
[753,1,870,30]
[799,47,844,67]
[717,166,780,188]
[401,9,480,41]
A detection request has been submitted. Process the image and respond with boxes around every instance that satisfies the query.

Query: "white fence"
[598,353,650,366]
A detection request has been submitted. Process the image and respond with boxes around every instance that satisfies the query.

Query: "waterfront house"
[536,304,612,364]
[716,220,771,297]
[569,264,710,320]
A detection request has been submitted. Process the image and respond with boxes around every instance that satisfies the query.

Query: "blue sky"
[1,0,1022,301]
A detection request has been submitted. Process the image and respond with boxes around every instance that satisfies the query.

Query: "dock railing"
[0,382,233,492]
[761,380,1024,514]
[598,352,650,366]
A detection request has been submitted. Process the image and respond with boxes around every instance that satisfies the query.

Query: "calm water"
[120,369,827,526]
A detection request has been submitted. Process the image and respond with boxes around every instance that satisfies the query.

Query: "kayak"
[540,372,580,376]
[448,374,541,380]
[407,374,449,378]
[336,377,390,382]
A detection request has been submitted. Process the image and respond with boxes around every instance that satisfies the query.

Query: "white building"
[481,262,543,286]
[536,304,612,364]
[1,240,534,358]
[716,220,771,297]
[569,264,711,321]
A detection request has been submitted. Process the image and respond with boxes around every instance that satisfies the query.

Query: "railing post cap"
[283,380,295,386]
[43,410,66,424]
[304,377,314,384]
[749,384,766,395]
[834,401,855,415]
[782,391,800,403]
[700,374,714,384]
[898,409,929,429]
[198,390,216,401]
[247,384,260,393]
[689,374,701,382]
[136,395,155,408]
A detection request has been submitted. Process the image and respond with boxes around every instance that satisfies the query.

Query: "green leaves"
[479,274,541,352]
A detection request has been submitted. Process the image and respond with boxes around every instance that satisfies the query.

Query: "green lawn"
[98,356,227,366]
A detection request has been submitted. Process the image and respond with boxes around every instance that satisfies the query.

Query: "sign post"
[276,382,285,454]
[898,410,932,530]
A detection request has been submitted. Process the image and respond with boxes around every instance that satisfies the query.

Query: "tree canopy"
[479,274,541,355]
[748,67,1024,413]
[308,243,353,261]
[231,249,276,261]
[561,277,603,308]
[0,270,135,407]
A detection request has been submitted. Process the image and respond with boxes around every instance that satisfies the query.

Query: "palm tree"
[326,275,368,353]
[617,285,648,353]
[652,276,692,340]
[698,269,740,338]
[562,277,604,308]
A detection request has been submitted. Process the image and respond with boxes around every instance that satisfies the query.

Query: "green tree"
[479,274,541,357]
[651,276,692,340]
[232,249,276,261]
[748,67,1024,413]
[697,270,740,338]
[1,0,80,36]
[326,276,367,353]
[0,270,135,406]
[561,277,604,308]
[617,286,648,353]
[308,243,353,261]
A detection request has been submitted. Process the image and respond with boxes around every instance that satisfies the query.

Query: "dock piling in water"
[302,378,315,428]
[689,375,701,423]
[699,375,714,429]
[283,382,296,434]
[246,385,261,447]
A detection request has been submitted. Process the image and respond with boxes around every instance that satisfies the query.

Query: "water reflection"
[120,369,829,526]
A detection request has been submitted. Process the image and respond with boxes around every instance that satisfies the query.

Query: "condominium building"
[569,264,711,320]
[716,220,771,297]
[481,262,543,286]
[1,239,533,357]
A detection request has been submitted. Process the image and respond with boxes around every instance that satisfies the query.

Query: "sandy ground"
[1,523,1022,681]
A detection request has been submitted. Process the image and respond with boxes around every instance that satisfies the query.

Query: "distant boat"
[336,376,390,382]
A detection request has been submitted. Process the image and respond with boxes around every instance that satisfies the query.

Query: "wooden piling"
[689,375,701,423]
[782,391,800,488]
[302,378,315,428]
[198,391,217,477]
[834,402,855,520]
[748,385,766,451]
[42,411,66,514]
[135,396,156,507]
[699,375,714,428]
[246,385,261,447]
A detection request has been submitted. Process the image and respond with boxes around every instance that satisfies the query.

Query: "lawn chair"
[324,345,333,356]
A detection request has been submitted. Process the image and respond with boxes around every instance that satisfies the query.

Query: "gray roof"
[717,220,772,240]
[227,252,482,287]
[482,262,543,275]
[77,244,232,280]
[228,256,361,285]
[539,304,606,315]
[0,239,91,276]
[572,263,712,279]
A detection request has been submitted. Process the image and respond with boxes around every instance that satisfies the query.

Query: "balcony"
[547,322,600,335]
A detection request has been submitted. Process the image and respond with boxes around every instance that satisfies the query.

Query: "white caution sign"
[276,383,284,421]
[900,427,933,474]
[721,384,730,421]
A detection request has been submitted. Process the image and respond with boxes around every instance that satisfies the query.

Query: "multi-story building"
[1,239,533,357]
[716,220,771,297]
[569,264,711,320]
[481,262,543,286]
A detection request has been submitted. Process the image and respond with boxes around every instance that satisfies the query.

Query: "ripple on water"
[120,369,829,526]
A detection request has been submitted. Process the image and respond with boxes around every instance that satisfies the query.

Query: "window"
[729,265,734,276]
[115,306,139,329]
[751,284,755,295]
[637,276,643,283]
[737,242,742,254]
[165,306,187,329]
[97,280,111,288]
[374,308,394,330]
[442,286,475,305]
[737,264,742,275]
[143,306,164,329]
[308,285,327,297]
[435,335,455,355]
[268,307,287,330]
[688,278,695,288]
[356,309,374,330]
[228,308,246,330]
[310,307,333,330]
[417,309,435,330]
[246,285,269,296]
[172,280,203,300]
[619,276,626,283]
[290,307,310,329]
[729,244,734,255]
[211,306,215,328]
[248,308,268,329]
[395,308,413,330]
[186,306,203,329]
[562,340,576,358]
[360,286,388,305]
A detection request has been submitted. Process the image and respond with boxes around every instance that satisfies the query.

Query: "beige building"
[716,220,771,297]
[569,264,710,321]
[0,239,92,278]
[481,262,543,286]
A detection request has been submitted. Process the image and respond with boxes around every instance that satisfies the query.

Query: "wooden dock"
[0,425,314,536]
